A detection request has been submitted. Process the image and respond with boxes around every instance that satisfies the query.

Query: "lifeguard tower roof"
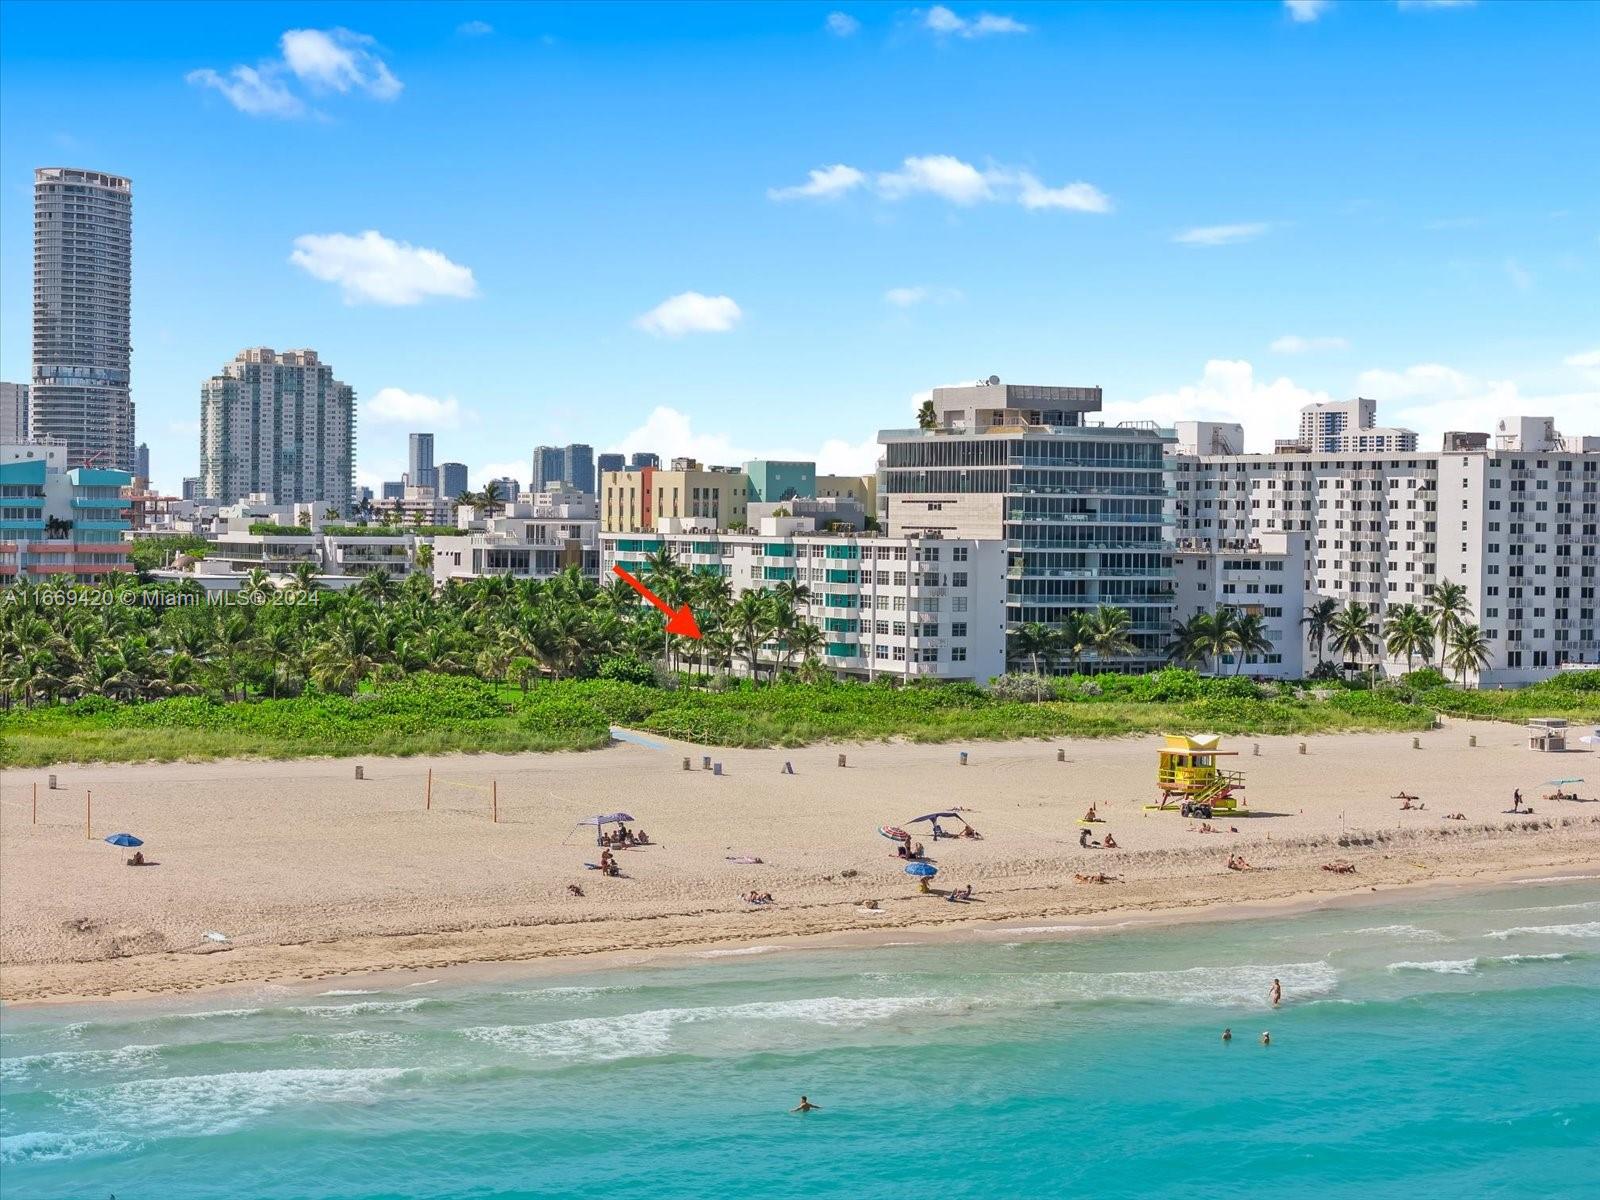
[1161,734,1234,754]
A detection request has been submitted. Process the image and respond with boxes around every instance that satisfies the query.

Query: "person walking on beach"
[792,1096,821,1113]
[1270,978,1282,1007]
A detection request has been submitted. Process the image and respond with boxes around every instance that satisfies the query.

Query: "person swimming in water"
[1222,1028,1232,1042]
[792,1096,821,1113]
[1260,1031,1271,1046]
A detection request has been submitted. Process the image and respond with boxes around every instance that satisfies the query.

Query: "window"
[952,572,968,588]
[951,646,967,662]
[951,622,967,638]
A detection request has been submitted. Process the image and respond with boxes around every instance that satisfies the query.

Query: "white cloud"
[771,155,1110,212]
[1358,361,1597,448]
[606,408,882,477]
[281,28,402,99]
[1108,360,1333,448]
[185,65,304,118]
[1173,222,1272,247]
[767,164,866,201]
[365,387,464,427]
[1284,0,1332,21]
[816,436,881,475]
[884,285,963,307]
[877,155,994,204]
[187,27,399,118]
[457,20,494,36]
[921,6,1030,37]
[289,231,478,305]
[1505,258,1533,291]
[1563,349,1600,370]
[1014,172,1113,213]
[825,11,860,36]
[633,292,743,337]
[1270,334,1349,354]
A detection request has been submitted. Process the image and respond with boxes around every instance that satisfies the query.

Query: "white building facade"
[1172,420,1599,684]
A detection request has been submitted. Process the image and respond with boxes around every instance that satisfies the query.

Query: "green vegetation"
[323,525,465,537]
[247,522,313,536]
[3,554,1595,767]
[126,534,210,574]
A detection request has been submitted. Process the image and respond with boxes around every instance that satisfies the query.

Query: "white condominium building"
[1173,532,1308,678]
[199,348,356,510]
[431,499,600,586]
[1296,397,1416,454]
[600,517,1007,682]
[1172,417,1599,685]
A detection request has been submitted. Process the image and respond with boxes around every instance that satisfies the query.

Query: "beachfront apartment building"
[199,348,356,511]
[878,380,1174,673]
[1292,398,1417,454]
[1171,416,1600,685]
[1173,531,1309,678]
[601,459,751,533]
[599,516,1007,682]
[0,440,133,583]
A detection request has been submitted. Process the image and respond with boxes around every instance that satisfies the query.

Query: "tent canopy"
[578,812,636,826]
[907,811,966,825]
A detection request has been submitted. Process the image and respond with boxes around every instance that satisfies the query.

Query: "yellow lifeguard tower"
[1149,733,1247,815]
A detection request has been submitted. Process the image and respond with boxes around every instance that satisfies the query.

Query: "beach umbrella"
[878,825,911,842]
[103,833,143,847]
[904,862,938,878]
[1544,778,1583,786]
[907,811,965,825]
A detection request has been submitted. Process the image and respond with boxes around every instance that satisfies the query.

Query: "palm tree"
[1300,598,1338,671]
[1008,621,1057,674]
[1165,613,1209,669]
[414,542,434,571]
[1383,603,1434,675]
[1082,605,1136,670]
[309,620,388,694]
[1445,623,1492,685]
[1188,608,1242,676]
[1058,612,1090,675]
[357,569,399,604]
[478,479,506,518]
[1232,611,1273,674]
[1328,602,1378,678]
[1424,580,1472,671]
[917,399,937,430]
[729,590,773,680]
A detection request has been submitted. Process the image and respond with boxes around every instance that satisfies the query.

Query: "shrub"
[595,656,658,686]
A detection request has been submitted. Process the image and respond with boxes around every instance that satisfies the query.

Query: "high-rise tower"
[31,168,134,470]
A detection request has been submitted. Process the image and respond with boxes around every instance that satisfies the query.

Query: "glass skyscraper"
[31,168,134,471]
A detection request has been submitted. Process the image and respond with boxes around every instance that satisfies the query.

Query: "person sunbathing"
[1393,791,1419,802]
[634,829,650,844]
[910,841,926,859]
[1226,854,1251,871]
[1321,861,1356,874]
[895,843,912,860]
[1103,833,1119,849]
[1074,872,1117,885]
[1082,804,1098,822]
[567,883,584,896]
[126,851,147,866]
[1444,812,1467,821]
[960,824,981,839]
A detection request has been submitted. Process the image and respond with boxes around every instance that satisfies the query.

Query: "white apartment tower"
[30,168,134,471]
[1172,420,1599,685]
[1298,398,1417,454]
[0,382,28,442]
[199,348,356,510]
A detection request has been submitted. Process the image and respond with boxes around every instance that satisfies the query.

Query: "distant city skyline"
[1,2,1595,493]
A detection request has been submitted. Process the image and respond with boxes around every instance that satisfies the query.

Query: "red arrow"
[611,565,702,638]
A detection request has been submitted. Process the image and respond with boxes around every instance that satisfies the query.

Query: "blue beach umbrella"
[103,833,143,847]
[1544,779,1583,786]
[904,862,938,878]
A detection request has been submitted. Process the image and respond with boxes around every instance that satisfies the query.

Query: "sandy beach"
[3,722,1598,1004]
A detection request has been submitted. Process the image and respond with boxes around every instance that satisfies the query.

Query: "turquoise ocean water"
[3,878,1598,1199]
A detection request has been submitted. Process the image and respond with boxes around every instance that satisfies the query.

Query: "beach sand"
[3,722,1598,1004]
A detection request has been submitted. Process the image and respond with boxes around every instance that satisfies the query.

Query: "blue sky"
[1,0,1596,493]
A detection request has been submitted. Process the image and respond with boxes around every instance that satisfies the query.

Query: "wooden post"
[86,790,92,839]
[1253,743,1260,757]
[492,780,499,824]
[1298,742,1307,756]
[1057,748,1065,762]
[1469,734,1477,747]
[49,773,57,790]
[838,753,847,768]
[1412,737,1421,750]
[355,764,364,780]
[683,756,691,771]
[426,768,432,811]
